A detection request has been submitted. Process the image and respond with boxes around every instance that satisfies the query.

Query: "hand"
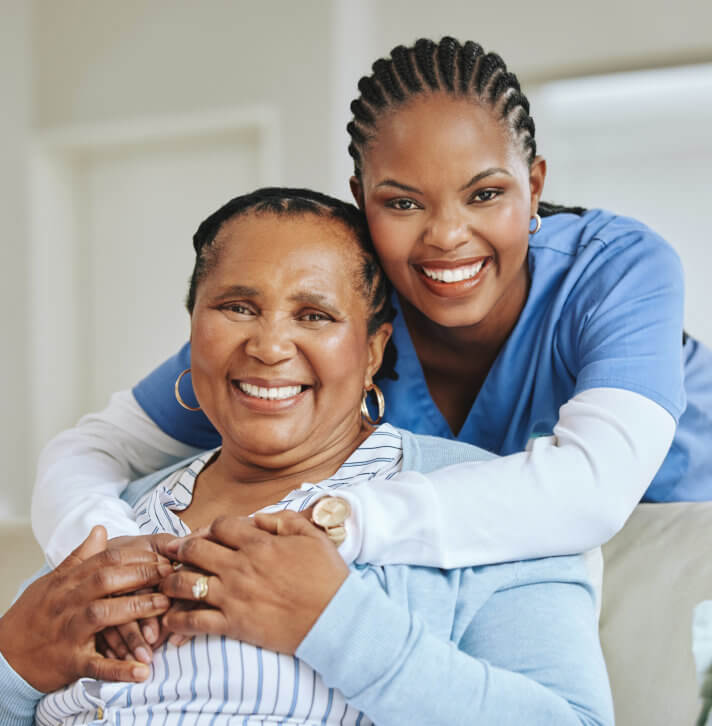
[98,533,176,663]
[0,526,172,692]
[158,511,349,654]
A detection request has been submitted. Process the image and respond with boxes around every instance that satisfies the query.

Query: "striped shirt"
[37,425,403,726]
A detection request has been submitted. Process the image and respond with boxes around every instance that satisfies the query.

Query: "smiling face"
[354,93,545,336]
[189,211,391,469]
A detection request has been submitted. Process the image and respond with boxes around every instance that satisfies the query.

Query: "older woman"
[0,188,612,725]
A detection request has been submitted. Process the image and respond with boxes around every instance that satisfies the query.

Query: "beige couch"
[2,504,711,724]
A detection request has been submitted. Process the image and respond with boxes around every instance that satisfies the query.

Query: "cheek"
[365,208,414,276]
[189,313,236,393]
[309,327,370,392]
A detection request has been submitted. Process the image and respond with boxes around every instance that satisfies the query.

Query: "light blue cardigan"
[0,431,613,725]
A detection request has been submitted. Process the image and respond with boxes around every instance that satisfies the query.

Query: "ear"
[350,176,365,210]
[364,322,393,386]
[528,156,547,216]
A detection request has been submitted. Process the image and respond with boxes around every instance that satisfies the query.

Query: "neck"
[181,421,374,529]
[401,261,530,358]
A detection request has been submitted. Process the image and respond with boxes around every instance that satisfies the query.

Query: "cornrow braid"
[347,37,586,218]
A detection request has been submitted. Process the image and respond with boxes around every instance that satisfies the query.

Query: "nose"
[423,206,471,251]
[244,316,297,365]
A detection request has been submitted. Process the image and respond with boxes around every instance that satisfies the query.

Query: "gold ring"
[192,575,209,600]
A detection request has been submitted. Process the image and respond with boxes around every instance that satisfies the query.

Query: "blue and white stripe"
[37,425,403,725]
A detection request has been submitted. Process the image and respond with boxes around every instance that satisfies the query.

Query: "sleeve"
[565,228,686,419]
[296,559,613,725]
[330,387,675,567]
[0,651,43,726]
[132,341,221,449]
[32,389,203,567]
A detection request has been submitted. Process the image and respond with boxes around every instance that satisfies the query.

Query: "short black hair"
[186,187,398,380]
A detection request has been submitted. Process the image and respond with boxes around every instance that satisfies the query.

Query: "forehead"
[208,211,365,299]
[363,93,521,181]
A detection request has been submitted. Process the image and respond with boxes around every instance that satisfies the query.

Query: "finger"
[163,606,229,637]
[55,525,108,574]
[209,515,270,551]
[254,510,324,538]
[159,528,211,558]
[170,536,236,575]
[99,626,130,660]
[84,655,151,683]
[116,621,153,665]
[76,560,174,600]
[76,591,171,639]
[140,615,161,645]
[160,570,222,607]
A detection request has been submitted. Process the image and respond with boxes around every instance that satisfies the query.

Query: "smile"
[421,260,486,283]
[237,382,306,400]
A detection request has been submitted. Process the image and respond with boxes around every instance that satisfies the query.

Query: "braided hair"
[186,187,398,380]
[348,37,585,218]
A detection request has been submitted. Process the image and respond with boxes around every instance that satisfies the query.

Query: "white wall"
[0,1,31,518]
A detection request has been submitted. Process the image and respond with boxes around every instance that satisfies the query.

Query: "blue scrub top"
[134,209,711,502]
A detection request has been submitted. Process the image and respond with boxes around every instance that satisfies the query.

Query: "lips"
[416,257,491,296]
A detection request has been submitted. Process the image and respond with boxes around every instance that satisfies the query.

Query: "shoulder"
[534,208,681,269]
[530,208,684,318]
[398,429,496,473]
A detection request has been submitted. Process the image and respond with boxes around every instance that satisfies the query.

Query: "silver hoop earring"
[360,384,385,425]
[174,369,201,411]
[529,213,542,235]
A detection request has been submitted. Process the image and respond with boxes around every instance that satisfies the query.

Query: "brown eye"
[223,303,254,316]
[299,311,331,323]
[387,198,420,211]
[471,189,500,203]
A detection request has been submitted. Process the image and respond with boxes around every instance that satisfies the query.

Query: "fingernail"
[135,647,152,664]
[158,563,174,577]
[168,633,184,646]
[106,649,116,659]
[163,539,180,553]
[153,594,170,609]
[143,624,157,643]
[132,664,150,680]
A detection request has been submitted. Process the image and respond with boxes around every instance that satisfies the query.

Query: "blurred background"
[1,0,711,528]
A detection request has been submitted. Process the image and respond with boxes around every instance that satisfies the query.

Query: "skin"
[0,526,172,692]
[351,93,546,433]
[154,211,392,652]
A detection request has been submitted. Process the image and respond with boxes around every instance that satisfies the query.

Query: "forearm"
[297,572,611,725]
[0,651,43,726]
[33,390,200,566]
[336,388,674,567]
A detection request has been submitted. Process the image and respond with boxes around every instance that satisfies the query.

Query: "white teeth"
[238,382,302,400]
[421,260,485,283]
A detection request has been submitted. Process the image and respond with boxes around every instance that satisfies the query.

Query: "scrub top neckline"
[390,286,531,444]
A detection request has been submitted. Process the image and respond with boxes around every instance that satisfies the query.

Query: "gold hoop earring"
[360,384,385,425]
[174,369,201,411]
[529,213,542,235]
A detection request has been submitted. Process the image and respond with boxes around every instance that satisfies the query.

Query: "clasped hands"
[0,511,348,693]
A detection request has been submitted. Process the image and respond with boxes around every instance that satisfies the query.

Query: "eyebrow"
[458,167,512,191]
[289,291,342,316]
[213,286,342,315]
[374,167,512,195]
[213,285,260,300]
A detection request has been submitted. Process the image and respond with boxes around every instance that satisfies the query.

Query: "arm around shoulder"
[32,390,200,566]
